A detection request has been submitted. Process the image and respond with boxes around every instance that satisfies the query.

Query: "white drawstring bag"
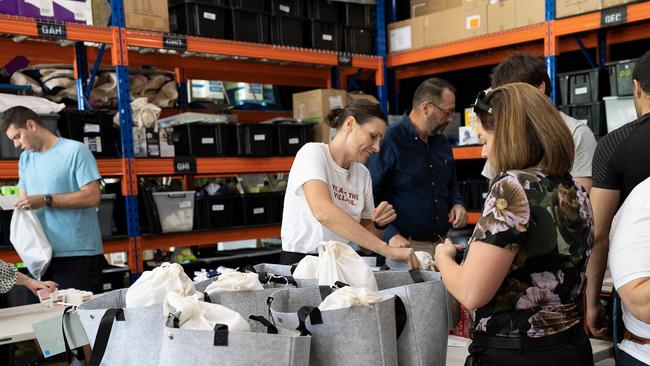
[164,289,250,332]
[126,263,195,308]
[10,209,52,280]
[318,241,378,291]
[292,255,320,279]
[204,272,264,294]
[318,286,383,311]
[415,251,435,271]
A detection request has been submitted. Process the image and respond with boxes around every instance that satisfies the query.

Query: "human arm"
[446,153,466,228]
[435,239,517,309]
[448,204,467,229]
[366,139,402,241]
[0,260,18,293]
[585,187,620,336]
[15,180,101,210]
[575,177,592,193]
[15,272,58,296]
[570,124,597,193]
[303,180,419,268]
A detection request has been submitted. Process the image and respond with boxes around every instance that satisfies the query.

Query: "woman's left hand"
[372,201,397,227]
[435,239,463,261]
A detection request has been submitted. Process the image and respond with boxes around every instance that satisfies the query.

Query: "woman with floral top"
[0,259,58,295]
[434,83,594,365]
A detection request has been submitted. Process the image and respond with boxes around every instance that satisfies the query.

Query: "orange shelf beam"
[0,159,124,179]
[452,146,484,160]
[555,1,650,36]
[387,23,546,68]
[467,211,481,225]
[135,157,294,175]
[140,226,281,250]
[0,247,21,264]
[0,238,132,266]
[0,14,113,43]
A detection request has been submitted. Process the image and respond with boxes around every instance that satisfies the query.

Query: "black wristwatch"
[43,194,52,207]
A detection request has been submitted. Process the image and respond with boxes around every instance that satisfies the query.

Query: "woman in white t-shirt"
[280,100,420,268]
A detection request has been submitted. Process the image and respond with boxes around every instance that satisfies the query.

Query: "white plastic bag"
[204,272,263,293]
[10,209,52,280]
[126,262,195,307]
[318,241,378,291]
[292,255,320,279]
[415,251,435,271]
[318,286,383,311]
[163,289,251,332]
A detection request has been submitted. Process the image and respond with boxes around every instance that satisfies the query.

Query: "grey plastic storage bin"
[152,191,196,232]
[97,193,116,237]
[0,114,59,158]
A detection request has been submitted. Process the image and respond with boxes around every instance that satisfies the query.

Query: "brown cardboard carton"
[424,9,462,45]
[460,4,488,38]
[411,0,463,17]
[388,16,425,53]
[460,0,490,8]
[123,0,169,32]
[292,89,347,142]
[556,0,602,18]
[602,0,634,8]
[488,0,516,33]
[347,92,380,105]
[515,0,546,27]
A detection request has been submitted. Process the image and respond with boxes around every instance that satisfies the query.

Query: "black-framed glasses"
[472,90,493,115]
[425,101,455,117]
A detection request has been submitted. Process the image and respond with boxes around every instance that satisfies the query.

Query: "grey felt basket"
[76,289,164,366]
[268,287,401,366]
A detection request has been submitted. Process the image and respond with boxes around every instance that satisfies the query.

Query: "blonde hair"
[477,83,574,176]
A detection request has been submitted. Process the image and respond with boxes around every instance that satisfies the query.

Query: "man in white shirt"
[609,176,650,365]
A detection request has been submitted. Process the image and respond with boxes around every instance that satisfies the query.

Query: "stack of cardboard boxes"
[388,0,637,53]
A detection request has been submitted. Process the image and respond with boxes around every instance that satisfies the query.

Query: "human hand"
[448,204,467,228]
[385,246,421,270]
[434,239,464,262]
[388,234,411,248]
[15,195,46,210]
[372,201,396,227]
[587,301,610,337]
[24,278,58,296]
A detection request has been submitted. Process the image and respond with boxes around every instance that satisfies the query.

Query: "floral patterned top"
[469,167,593,338]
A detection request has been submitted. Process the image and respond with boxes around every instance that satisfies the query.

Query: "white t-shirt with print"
[281,143,374,253]
[609,176,650,364]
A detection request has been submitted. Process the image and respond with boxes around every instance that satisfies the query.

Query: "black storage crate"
[607,59,637,96]
[0,209,12,247]
[270,16,305,47]
[0,114,59,159]
[307,0,339,22]
[310,21,343,51]
[59,110,118,157]
[343,3,375,27]
[101,265,130,292]
[557,68,607,105]
[169,0,226,39]
[145,127,160,157]
[275,122,313,156]
[270,0,303,17]
[228,0,263,11]
[345,27,374,54]
[559,102,605,136]
[242,192,283,226]
[172,123,234,157]
[195,194,241,229]
[227,9,269,43]
[236,123,275,156]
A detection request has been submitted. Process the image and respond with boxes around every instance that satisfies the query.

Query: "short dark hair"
[412,77,456,109]
[491,53,552,97]
[0,106,41,132]
[325,99,387,129]
[633,51,650,94]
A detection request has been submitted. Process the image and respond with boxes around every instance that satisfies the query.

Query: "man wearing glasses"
[367,77,467,258]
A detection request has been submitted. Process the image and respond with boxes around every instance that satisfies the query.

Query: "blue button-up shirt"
[366,112,464,241]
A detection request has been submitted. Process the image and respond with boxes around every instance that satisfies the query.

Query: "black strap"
[290,264,298,274]
[394,296,407,339]
[166,313,181,328]
[88,308,125,366]
[296,306,322,336]
[203,291,211,303]
[318,281,350,300]
[240,265,256,273]
[61,306,84,362]
[249,315,279,334]
[258,272,298,287]
[333,281,349,288]
[379,264,391,271]
[213,324,229,346]
[408,270,425,284]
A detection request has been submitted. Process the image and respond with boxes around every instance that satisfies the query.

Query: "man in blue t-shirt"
[1,106,103,293]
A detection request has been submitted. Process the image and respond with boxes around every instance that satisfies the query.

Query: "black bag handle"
[203,291,211,303]
[318,281,349,300]
[394,295,407,339]
[88,308,125,366]
[290,263,298,274]
[296,306,322,336]
[249,315,279,334]
[166,312,181,328]
[213,324,229,346]
[62,306,85,362]
[257,272,298,287]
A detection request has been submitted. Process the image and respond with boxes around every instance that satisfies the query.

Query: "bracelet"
[374,222,388,231]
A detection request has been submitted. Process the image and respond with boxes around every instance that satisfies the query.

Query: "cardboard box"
[411,0,462,17]
[460,4,488,38]
[602,0,634,8]
[89,0,168,31]
[488,0,516,33]
[293,89,347,142]
[516,0,546,27]
[424,9,461,45]
[347,92,379,105]
[388,16,425,53]
[460,0,489,9]
[556,0,602,18]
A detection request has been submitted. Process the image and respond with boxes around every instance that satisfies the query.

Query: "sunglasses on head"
[472,90,493,115]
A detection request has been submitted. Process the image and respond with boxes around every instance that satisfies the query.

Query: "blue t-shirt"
[18,138,102,257]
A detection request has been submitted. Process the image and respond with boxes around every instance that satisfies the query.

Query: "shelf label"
[601,6,627,27]
[174,157,196,174]
[288,138,300,145]
[338,52,353,66]
[163,34,187,51]
[253,207,265,215]
[37,20,67,39]
[212,204,225,212]
[253,134,266,141]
